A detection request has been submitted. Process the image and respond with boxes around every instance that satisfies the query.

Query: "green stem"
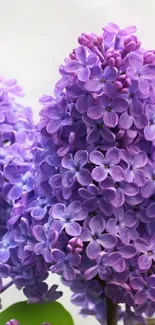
[106,297,117,325]
[147,320,155,325]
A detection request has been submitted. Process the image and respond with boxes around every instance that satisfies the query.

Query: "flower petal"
[74,150,88,167]
[78,67,90,82]
[85,80,102,92]
[141,64,155,79]
[99,233,117,249]
[129,53,143,70]
[119,244,137,259]
[141,179,154,198]
[90,150,105,165]
[104,111,118,128]
[119,112,133,129]
[92,166,108,182]
[89,215,105,234]
[130,277,145,290]
[63,264,75,281]
[147,203,155,219]
[65,60,82,72]
[84,265,99,280]
[77,169,92,186]
[109,165,124,181]
[86,241,101,259]
[65,222,81,236]
[121,182,139,196]
[87,105,104,119]
[144,125,155,141]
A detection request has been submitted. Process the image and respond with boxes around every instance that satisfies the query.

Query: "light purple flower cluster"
[2,22,155,325]
[33,23,155,324]
[0,78,62,306]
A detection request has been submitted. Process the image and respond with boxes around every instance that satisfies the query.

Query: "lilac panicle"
[34,22,155,324]
[0,78,62,308]
[2,23,155,325]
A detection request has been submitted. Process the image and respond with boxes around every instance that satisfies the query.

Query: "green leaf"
[0,301,74,325]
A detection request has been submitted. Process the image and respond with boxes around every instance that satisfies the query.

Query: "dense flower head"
[2,22,155,325]
[32,22,155,324]
[0,78,62,307]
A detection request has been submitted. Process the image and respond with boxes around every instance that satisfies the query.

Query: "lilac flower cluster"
[34,23,155,324]
[2,22,155,325]
[0,78,62,306]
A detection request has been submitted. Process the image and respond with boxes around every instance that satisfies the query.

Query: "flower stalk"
[106,297,117,325]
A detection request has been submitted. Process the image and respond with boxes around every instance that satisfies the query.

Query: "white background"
[1,0,155,324]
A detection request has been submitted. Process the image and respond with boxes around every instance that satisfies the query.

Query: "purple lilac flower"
[51,249,81,281]
[127,53,155,95]
[65,46,98,82]
[79,183,115,216]
[100,176,139,207]
[90,147,124,182]
[144,104,155,141]
[106,208,138,244]
[24,283,62,304]
[84,252,111,280]
[81,215,117,259]
[87,93,128,127]
[82,113,115,145]
[62,150,92,187]
[4,165,34,201]
[45,97,72,134]
[51,201,87,236]
[122,150,147,186]
[0,231,17,262]
[33,225,57,263]
[135,237,155,270]
[141,161,155,198]
[130,275,155,305]
[123,308,146,325]
[107,244,137,273]
[84,66,117,92]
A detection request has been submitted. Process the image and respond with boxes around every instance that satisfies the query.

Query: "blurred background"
[1,1,155,324]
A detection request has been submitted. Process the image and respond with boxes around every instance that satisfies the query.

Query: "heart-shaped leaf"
[0,301,74,325]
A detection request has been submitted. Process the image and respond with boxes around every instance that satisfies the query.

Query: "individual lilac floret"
[127,53,155,95]
[135,237,155,270]
[90,147,124,182]
[78,183,115,216]
[81,215,117,259]
[87,93,128,127]
[65,46,98,82]
[141,161,155,198]
[144,104,155,141]
[62,150,92,187]
[100,176,139,207]
[130,275,155,305]
[122,150,147,186]
[51,201,88,236]
[51,249,81,280]
[33,225,57,263]
[84,65,117,92]
[84,252,111,280]
[106,208,137,244]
